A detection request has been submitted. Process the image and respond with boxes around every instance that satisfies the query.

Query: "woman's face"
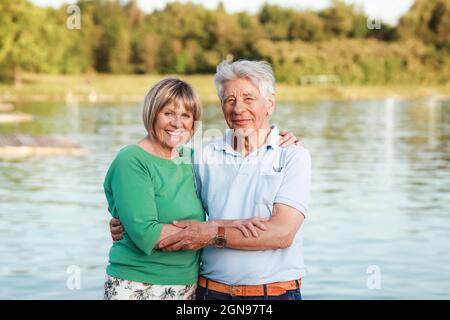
[153,102,194,150]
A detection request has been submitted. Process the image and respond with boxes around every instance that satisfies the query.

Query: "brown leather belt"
[198,276,301,297]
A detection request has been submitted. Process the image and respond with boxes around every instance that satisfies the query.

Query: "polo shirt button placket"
[238,158,250,175]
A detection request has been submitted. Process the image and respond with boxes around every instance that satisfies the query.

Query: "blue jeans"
[195,286,302,300]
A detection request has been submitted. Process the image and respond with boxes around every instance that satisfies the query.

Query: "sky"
[30,0,416,25]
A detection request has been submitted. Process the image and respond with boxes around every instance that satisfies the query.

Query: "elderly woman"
[103,78,287,300]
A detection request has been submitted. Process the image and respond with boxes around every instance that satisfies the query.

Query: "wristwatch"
[213,226,227,248]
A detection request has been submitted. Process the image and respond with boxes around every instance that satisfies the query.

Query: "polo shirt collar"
[265,125,280,150]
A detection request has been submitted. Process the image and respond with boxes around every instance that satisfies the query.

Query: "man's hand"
[110,218,123,242]
[221,204,305,251]
[279,130,302,147]
[216,218,268,238]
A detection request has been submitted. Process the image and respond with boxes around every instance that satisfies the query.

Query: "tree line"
[0,0,449,85]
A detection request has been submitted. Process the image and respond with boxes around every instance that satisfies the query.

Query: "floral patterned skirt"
[104,275,197,300]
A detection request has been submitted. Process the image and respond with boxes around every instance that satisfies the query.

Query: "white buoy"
[88,90,97,103]
[0,103,14,112]
[0,112,33,123]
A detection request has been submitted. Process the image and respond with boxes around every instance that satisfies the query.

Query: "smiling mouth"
[165,130,185,137]
[232,119,251,124]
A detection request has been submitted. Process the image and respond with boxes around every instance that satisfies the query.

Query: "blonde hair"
[142,78,202,137]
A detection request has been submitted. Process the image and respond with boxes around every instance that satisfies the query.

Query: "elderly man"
[110,60,311,300]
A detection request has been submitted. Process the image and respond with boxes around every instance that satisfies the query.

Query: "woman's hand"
[110,218,123,242]
[157,221,218,251]
[279,130,302,148]
[173,218,268,238]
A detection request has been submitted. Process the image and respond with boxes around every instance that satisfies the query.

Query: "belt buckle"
[229,285,244,297]
[229,285,236,297]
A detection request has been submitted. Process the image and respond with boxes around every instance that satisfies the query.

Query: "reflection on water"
[0,98,449,299]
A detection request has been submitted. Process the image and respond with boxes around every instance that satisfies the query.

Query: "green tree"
[319,0,366,38]
[259,4,295,40]
[132,31,160,74]
[89,0,132,73]
[0,0,53,84]
[288,12,326,41]
[397,0,450,50]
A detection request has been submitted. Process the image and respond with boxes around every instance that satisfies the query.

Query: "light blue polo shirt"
[192,125,311,285]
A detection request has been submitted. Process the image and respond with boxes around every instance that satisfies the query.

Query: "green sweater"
[103,144,205,285]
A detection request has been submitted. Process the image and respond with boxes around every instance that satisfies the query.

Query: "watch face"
[215,237,226,248]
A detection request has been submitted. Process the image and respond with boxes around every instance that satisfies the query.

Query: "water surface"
[1,97,449,299]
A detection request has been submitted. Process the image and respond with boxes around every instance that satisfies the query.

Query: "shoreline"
[1,74,449,104]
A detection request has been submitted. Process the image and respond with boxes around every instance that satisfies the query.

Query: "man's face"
[221,77,275,136]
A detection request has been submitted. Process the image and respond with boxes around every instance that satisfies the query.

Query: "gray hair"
[214,60,276,101]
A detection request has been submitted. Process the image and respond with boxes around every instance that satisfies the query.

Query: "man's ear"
[266,94,275,116]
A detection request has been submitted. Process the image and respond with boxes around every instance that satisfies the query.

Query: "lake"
[1,97,449,299]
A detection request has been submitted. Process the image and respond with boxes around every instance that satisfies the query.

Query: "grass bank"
[1,73,449,104]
